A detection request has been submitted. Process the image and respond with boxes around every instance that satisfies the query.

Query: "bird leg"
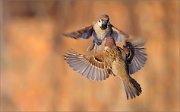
[87,41,95,51]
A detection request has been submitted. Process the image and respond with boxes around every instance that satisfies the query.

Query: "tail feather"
[123,77,142,100]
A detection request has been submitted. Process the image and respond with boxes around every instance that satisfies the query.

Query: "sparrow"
[64,36,147,99]
[63,14,129,52]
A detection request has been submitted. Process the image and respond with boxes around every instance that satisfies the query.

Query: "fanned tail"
[122,77,142,100]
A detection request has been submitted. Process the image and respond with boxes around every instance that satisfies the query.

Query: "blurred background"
[1,0,179,111]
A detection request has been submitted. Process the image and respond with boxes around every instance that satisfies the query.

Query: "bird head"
[97,14,110,29]
[104,36,116,48]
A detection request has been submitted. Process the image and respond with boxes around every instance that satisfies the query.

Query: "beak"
[100,21,108,29]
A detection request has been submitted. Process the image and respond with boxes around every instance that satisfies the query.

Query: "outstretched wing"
[124,37,147,75]
[64,50,111,81]
[111,25,129,42]
[63,25,94,39]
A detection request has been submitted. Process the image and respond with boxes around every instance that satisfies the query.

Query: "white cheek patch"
[98,20,102,27]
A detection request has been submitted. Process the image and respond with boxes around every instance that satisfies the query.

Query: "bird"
[63,14,129,53]
[64,36,147,99]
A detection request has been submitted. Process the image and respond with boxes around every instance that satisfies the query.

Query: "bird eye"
[98,19,101,23]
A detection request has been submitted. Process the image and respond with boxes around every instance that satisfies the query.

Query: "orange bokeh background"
[1,0,179,111]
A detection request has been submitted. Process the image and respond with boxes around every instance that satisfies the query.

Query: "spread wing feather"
[124,38,147,75]
[63,25,94,39]
[111,25,129,42]
[64,50,110,81]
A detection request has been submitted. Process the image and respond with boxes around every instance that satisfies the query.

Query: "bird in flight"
[64,36,147,99]
[63,14,129,52]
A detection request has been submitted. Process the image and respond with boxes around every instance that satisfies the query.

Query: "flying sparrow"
[64,36,147,99]
[63,14,129,52]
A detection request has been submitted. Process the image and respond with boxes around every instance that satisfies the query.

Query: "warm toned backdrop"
[1,0,180,111]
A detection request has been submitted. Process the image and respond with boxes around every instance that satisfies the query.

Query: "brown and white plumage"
[65,36,147,99]
[63,14,129,52]
[65,50,110,81]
